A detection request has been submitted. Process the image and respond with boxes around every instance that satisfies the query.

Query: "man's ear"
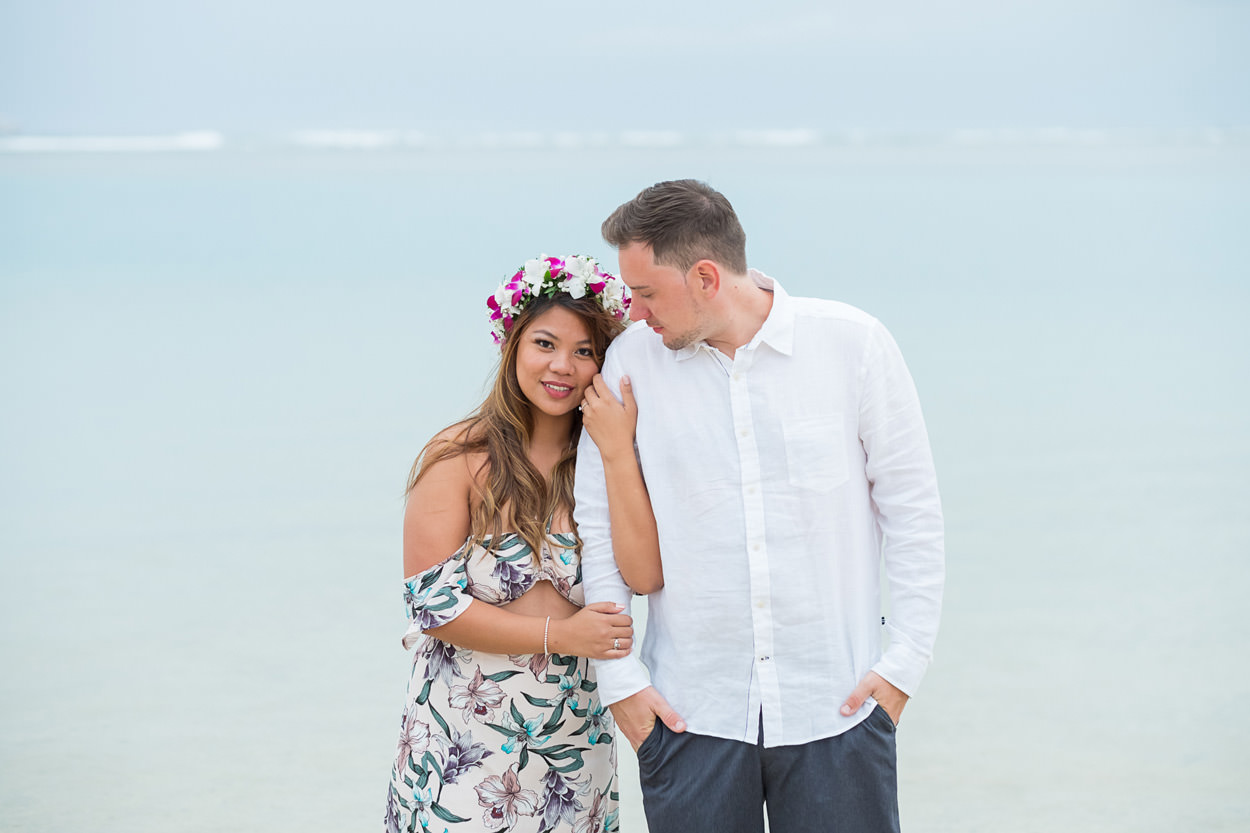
[690,259,721,297]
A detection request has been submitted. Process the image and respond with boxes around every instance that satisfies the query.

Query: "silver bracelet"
[543,616,551,655]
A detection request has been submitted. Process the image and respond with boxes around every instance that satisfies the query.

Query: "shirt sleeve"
[859,320,945,696]
[400,550,473,650]
[574,345,652,705]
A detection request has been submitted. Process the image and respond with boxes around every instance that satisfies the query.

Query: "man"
[573,180,944,833]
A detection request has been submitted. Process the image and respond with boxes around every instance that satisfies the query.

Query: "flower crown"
[487,254,631,345]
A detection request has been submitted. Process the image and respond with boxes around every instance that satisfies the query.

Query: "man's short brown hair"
[602,179,747,275]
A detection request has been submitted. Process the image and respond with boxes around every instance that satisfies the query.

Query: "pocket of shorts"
[782,415,849,492]
[870,705,897,733]
[635,720,665,764]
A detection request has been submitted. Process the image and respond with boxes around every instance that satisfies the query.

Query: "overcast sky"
[1,0,1247,134]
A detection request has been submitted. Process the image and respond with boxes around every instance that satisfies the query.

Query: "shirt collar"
[672,269,794,361]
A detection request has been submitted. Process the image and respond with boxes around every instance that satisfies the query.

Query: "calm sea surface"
[1,141,1247,831]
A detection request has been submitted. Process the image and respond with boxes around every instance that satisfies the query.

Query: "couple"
[385,180,945,833]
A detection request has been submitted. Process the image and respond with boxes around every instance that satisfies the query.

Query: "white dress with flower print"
[384,533,619,833]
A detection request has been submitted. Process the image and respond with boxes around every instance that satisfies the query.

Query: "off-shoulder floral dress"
[384,532,619,833]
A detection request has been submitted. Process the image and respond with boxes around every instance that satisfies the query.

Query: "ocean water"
[1,137,1248,832]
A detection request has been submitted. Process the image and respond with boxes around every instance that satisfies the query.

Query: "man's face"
[618,242,705,351]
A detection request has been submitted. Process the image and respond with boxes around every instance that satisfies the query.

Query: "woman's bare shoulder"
[425,419,475,451]
[403,422,491,574]
[419,420,491,476]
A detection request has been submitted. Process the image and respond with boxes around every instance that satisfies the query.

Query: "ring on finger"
[612,637,620,650]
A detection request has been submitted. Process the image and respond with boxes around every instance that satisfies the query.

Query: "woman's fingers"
[584,374,634,419]
[619,374,635,405]
[608,636,633,655]
[583,601,625,614]
[590,372,620,405]
[580,375,605,412]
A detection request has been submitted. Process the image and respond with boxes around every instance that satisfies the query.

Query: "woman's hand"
[582,372,665,595]
[581,375,637,463]
[547,601,634,659]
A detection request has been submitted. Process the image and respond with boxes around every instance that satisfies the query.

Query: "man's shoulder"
[787,294,881,331]
[605,320,662,359]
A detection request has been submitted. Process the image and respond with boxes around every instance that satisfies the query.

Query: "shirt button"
[759,656,771,662]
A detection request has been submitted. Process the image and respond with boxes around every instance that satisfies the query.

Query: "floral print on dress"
[449,668,508,723]
[385,533,618,833]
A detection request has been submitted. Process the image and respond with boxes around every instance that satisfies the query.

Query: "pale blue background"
[2,1,1248,133]
[1,3,1248,832]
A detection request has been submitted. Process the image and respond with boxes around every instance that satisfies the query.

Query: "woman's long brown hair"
[406,292,626,561]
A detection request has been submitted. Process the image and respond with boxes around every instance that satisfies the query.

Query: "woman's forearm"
[601,449,664,594]
[424,601,549,654]
[425,598,632,658]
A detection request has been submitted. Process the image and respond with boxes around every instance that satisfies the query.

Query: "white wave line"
[2,127,1247,154]
[0,131,224,152]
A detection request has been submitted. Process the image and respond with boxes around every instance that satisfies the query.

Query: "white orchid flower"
[522,256,551,294]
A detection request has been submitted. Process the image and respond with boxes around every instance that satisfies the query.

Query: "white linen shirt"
[573,272,944,747]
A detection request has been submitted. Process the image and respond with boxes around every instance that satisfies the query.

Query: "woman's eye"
[575,348,595,358]
[534,339,553,349]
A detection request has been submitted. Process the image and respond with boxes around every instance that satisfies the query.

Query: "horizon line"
[2,126,1249,154]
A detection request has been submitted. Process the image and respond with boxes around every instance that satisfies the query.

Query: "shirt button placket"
[732,348,778,744]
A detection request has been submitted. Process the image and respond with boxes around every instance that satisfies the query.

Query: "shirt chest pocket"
[782,415,850,492]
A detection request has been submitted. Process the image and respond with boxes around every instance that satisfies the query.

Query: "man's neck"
[704,276,775,357]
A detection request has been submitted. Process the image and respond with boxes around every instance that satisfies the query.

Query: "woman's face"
[513,305,599,419]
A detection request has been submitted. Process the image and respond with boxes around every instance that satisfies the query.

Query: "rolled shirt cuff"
[871,641,931,697]
[590,653,651,706]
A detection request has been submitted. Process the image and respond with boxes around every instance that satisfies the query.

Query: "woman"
[384,255,659,833]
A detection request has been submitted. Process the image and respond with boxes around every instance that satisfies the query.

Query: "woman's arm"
[403,428,476,578]
[423,598,632,658]
[580,374,664,594]
[403,430,633,658]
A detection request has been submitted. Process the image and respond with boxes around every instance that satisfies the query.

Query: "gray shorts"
[636,706,900,833]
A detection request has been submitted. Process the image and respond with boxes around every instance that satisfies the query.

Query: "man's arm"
[574,353,655,705]
[580,374,664,594]
[574,351,685,748]
[842,320,945,722]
